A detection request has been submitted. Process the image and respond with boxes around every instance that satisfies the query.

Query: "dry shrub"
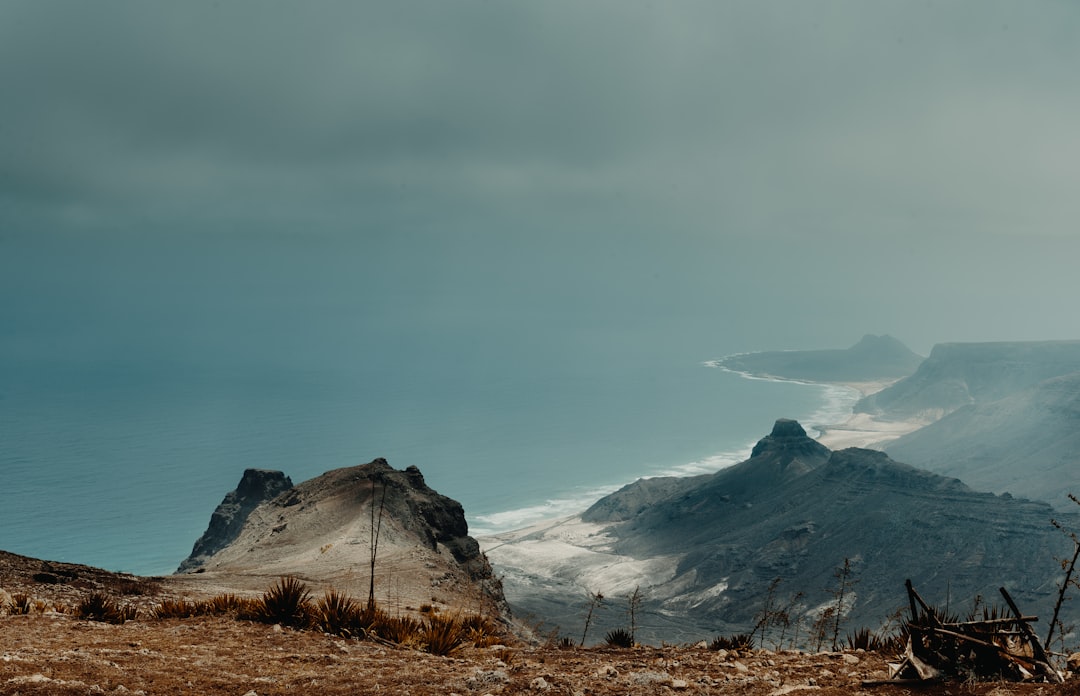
[78,592,136,624]
[709,633,755,651]
[605,628,634,648]
[422,613,465,656]
[152,599,201,619]
[257,577,312,628]
[8,593,33,615]
[376,614,422,645]
[314,590,361,638]
[199,593,250,616]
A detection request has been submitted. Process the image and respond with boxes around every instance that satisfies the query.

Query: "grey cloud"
[2,0,1079,241]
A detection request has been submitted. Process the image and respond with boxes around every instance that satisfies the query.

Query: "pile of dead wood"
[869,579,1063,685]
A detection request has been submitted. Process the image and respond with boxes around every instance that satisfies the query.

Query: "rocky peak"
[177,469,293,573]
[750,418,829,459]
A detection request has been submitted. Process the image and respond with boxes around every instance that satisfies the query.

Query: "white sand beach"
[812,379,932,451]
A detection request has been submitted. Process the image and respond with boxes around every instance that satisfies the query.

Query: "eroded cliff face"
[178,459,507,618]
[178,469,294,573]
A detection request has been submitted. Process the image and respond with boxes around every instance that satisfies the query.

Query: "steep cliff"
[856,340,1080,420]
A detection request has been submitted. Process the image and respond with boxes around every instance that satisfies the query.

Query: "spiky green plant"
[257,577,312,628]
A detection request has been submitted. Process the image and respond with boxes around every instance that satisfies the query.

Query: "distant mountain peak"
[750,418,828,460]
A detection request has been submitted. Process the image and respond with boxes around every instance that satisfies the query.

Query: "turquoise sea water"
[1,231,857,575]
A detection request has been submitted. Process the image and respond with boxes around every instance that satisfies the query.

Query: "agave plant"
[709,633,755,651]
[604,627,634,648]
[422,614,465,656]
[78,592,136,624]
[257,577,312,628]
[8,593,33,615]
[152,599,200,619]
[314,589,360,637]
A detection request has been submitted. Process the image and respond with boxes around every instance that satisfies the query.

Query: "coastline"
[810,378,931,451]
[480,370,937,624]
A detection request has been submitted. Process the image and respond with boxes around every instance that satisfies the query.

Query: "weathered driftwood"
[865,579,1063,686]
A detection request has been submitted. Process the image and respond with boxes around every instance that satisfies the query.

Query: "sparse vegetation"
[152,598,201,619]
[77,592,136,624]
[579,590,604,646]
[708,633,754,651]
[604,627,634,648]
[8,593,33,615]
[257,576,313,628]
[1047,493,1080,659]
[314,589,361,637]
[421,613,465,655]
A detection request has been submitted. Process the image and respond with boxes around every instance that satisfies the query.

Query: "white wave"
[474,354,862,536]
[704,353,861,438]
[468,483,625,537]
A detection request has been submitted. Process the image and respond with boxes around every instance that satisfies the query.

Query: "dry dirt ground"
[2,552,1077,695]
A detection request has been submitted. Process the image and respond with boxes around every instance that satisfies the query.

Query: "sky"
[3,1,1080,355]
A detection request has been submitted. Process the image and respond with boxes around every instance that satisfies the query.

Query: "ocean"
[1,231,859,576]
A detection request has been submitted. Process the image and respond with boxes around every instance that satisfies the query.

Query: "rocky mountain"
[179,459,507,616]
[486,420,1078,645]
[856,340,1080,420]
[717,335,923,383]
[885,371,1080,510]
[178,468,294,573]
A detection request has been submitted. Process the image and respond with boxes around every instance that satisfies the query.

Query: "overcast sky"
[3,1,1080,352]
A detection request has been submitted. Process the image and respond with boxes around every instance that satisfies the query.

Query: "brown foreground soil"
[1,552,1076,695]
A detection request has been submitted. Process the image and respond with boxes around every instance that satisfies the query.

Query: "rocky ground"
[2,552,1077,695]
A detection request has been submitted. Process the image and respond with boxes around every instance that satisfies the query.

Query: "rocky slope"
[717,335,923,383]
[179,458,506,617]
[178,468,294,573]
[486,420,1079,645]
[885,371,1080,510]
[855,340,1080,420]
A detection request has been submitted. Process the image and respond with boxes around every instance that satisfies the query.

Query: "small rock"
[671,678,689,689]
[595,664,619,678]
[732,660,750,673]
[694,640,708,649]
[530,676,551,691]
[713,648,728,659]
[841,653,860,665]
[242,692,258,696]
[819,669,834,678]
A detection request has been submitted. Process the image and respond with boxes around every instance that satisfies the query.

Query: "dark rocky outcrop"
[717,334,923,382]
[177,469,293,573]
[856,340,1080,420]
[573,420,1078,637]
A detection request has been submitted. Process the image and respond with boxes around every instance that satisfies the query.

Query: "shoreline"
[810,378,931,451]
